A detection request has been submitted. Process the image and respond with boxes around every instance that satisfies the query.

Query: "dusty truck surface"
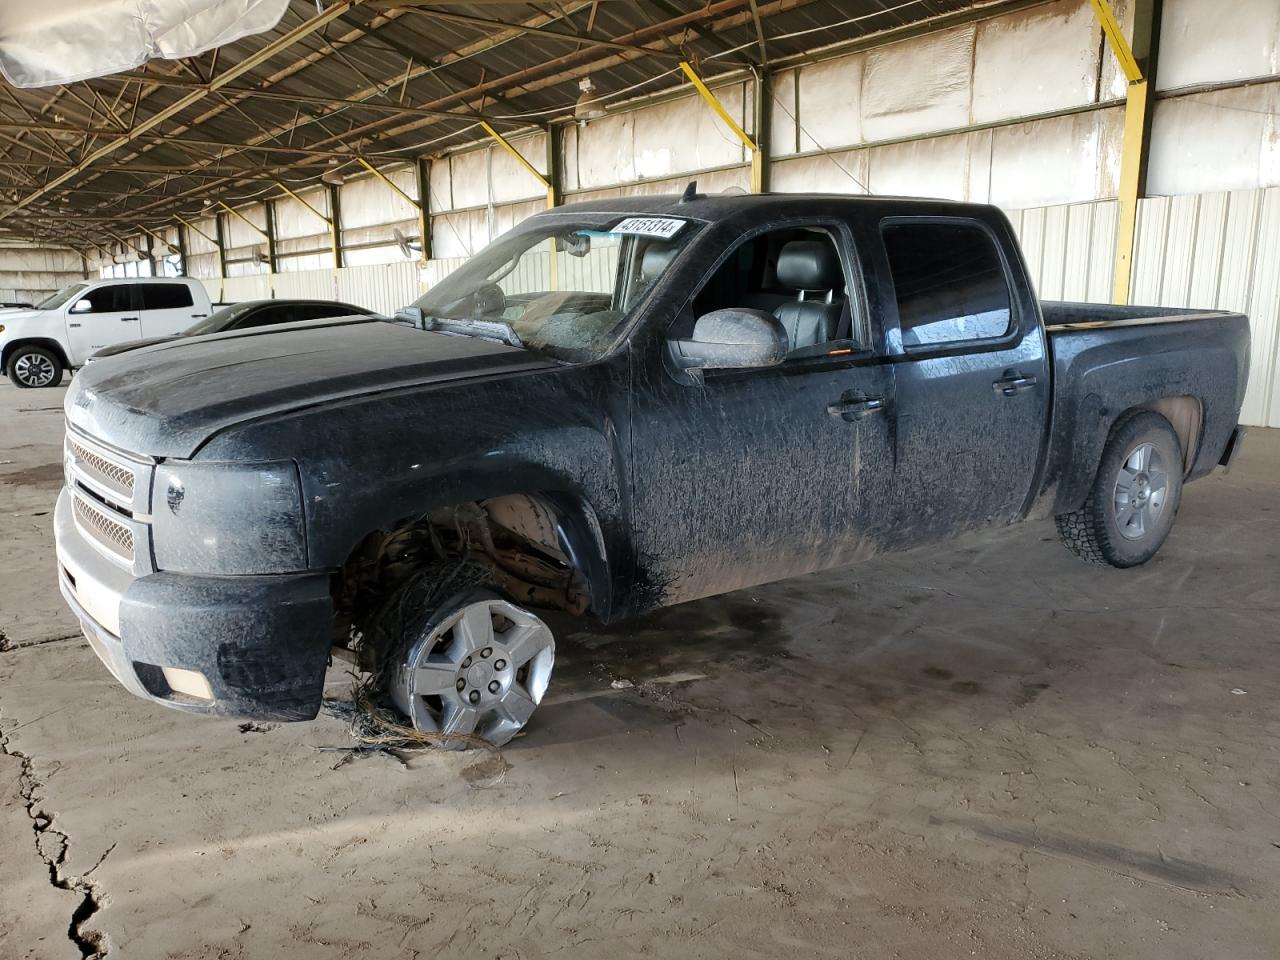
[54,191,1250,746]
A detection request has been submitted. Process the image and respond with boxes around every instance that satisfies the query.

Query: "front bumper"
[55,488,334,721]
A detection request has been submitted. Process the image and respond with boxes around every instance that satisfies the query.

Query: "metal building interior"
[0,1,1277,958]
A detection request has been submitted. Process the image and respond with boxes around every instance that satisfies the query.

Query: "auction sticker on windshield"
[611,217,686,239]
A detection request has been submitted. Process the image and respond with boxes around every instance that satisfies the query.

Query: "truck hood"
[0,308,48,326]
[65,316,558,459]
[89,335,178,360]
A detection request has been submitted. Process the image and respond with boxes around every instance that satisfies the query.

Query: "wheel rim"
[392,596,554,747]
[13,353,56,387]
[1113,441,1169,541]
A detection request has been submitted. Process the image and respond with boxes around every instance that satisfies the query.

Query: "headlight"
[151,460,307,575]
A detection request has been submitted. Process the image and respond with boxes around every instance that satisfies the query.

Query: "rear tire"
[1056,411,1184,568]
[6,345,62,388]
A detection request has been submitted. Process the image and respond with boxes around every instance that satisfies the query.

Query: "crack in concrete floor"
[1,703,113,959]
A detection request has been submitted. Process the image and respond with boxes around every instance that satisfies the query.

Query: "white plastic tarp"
[0,0,290,88]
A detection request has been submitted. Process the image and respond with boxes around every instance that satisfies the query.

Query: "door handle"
[827,396,885,422]
[190,313,208,318]
[120,316,139,322]
[992,372,1037,397]
[69,322,81,328]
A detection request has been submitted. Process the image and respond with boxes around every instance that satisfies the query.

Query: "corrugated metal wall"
[200,261,424,315]
[1010,189,1280,428]
[0,243,87,302]
[1132,190,1280,429]
[1008,200,1119,304]
[53,0,1280,429]
[192,188,1280,430]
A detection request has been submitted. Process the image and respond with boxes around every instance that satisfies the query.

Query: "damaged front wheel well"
[331,493,601,672]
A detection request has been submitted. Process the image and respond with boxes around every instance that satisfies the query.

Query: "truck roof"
[547,190,1003,223]
[94,276,202,283]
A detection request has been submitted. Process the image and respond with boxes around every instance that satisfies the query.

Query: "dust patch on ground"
[1,461,63,489]
[0,384,1277,960]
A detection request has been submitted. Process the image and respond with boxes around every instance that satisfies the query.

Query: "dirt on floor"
[1,381,1277,960]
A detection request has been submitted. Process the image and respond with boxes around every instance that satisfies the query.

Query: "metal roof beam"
[0,119,402,158]
[113,0,781,224]
[389,5,686,61]
[1,0,368,222]
[111,3,596,218]
[281,0,792,164]
[110,73,522,125]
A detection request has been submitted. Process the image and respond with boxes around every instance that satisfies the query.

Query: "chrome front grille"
[69,437,134,499]
[73,491,135,563]
[64,425,153,573]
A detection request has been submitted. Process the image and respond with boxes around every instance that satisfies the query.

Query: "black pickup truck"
[55,192,1249,747]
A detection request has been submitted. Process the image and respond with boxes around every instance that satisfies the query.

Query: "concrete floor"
[1,379,1277,960]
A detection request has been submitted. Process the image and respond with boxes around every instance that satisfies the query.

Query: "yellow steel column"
[679,61,763,192]
[174,213,218,249]
[1089,0,1157,305]
[479,121,554,208]
[357,155,430,262]
[356,157,421,209]
[478,122,559,287]
[1113,79,1149,305]
[216,200,270,239]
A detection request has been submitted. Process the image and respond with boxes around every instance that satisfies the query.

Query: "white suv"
[1,276,213,388]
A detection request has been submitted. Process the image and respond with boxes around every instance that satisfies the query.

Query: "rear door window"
[881,221,1012,348]
[139,283,194,310]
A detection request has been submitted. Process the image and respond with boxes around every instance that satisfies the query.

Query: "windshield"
[184,303,250,337]
[407,216,699,361]
[34,283,88,311]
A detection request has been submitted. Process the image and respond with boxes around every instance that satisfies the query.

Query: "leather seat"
[625,241,677,306]
[773,240,843,350]
[639,241,677,287]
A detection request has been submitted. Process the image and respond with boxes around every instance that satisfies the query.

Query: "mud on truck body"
[55,191,1250,746]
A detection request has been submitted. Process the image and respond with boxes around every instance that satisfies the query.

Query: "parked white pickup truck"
[1,276,212,387]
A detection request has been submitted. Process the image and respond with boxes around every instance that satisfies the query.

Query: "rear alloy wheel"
[7,345,61,388]
[1112,441,1170,542]
[1056,411,1184,568]
[391,590,555,748]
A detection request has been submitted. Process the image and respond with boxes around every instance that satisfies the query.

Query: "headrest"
[640,242,678,281]
[776,240,841,291]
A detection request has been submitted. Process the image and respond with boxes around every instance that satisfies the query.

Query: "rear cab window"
[139,283,194,310]
[880,220,1013,349]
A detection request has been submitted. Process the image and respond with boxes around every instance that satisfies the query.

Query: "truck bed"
[1032,300,1250,519]
[1041,300,1240,330]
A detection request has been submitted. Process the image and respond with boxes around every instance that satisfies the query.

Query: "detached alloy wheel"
[391,590,555,748]
[7,346,61,388]
[1056,411,1184,568]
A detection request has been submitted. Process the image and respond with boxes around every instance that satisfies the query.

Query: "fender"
[2,336,71,372]
[1040,342,1239,517]
[324,468,620,622]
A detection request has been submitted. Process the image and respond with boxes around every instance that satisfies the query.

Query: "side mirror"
[70,298,92,314]
[670,308,787,371]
